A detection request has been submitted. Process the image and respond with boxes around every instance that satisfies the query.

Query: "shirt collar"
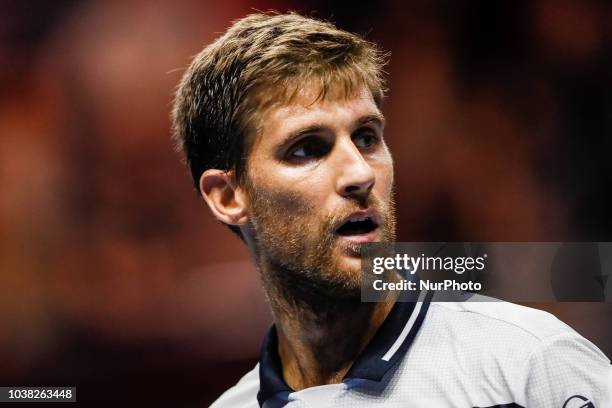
[256,290,434,406]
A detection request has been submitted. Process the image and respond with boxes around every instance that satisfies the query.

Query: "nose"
[334,138,375,200]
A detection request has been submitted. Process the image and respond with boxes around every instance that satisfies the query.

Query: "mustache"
[324,195,389,235]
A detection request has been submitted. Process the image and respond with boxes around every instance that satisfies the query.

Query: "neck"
[275,299,393,390]
[260,263,395,391]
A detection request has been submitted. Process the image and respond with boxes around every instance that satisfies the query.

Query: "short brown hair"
[171,12,388,192]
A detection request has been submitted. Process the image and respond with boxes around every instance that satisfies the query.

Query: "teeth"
[349,216,369,222]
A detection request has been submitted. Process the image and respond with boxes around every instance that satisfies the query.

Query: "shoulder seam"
[430,302,565,342]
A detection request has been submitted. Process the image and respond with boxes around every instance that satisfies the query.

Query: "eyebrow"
[281,112,386,147]
[356,113,386,130]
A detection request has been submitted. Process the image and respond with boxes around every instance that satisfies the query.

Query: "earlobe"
[199,170,248,226]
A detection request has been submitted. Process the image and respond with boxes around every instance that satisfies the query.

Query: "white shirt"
[211,291,612,407]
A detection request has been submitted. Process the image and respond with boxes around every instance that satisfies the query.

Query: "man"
[172,12,612,407]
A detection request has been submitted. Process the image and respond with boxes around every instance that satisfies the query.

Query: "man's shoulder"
[421,295,598,365]
[210,364,260,408]
[429,294,576,342]
[403,296,611,406]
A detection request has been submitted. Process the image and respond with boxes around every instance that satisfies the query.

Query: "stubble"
[245,178,396,313]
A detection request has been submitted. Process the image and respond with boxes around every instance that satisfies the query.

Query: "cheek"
[247,173,321,221]
[373,157,395,196]
[256,167,333,209]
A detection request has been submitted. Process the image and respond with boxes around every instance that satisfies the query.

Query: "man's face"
[243,84,395,298]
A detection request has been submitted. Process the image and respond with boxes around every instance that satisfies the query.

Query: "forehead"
[252,84,382,149]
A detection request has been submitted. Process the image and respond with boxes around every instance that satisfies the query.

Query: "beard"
[245,178,396,311]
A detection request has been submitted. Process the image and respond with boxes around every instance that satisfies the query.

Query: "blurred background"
[1,0,612,406]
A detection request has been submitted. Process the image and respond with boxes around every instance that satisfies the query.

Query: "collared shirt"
[210,292,612,407]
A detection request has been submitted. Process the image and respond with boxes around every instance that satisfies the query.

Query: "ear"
[199,169,249,226]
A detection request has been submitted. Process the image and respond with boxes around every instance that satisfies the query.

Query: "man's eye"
[287,138,329,160]
[353,131,379,149]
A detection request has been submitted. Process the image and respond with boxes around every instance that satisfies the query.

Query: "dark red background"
[1,1,611,406]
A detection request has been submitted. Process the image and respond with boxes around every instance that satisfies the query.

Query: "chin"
[332,255,363,286]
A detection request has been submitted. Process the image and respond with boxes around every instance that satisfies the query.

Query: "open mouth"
[336,216,379,236]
